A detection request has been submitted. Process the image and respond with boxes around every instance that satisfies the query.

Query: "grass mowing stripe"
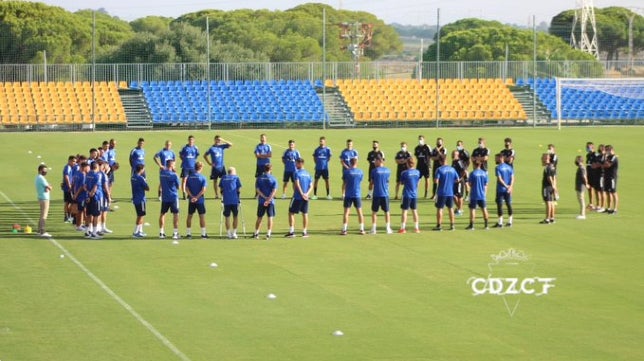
[0,190,193,361]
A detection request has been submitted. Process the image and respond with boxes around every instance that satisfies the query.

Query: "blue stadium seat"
[139,79,326,124]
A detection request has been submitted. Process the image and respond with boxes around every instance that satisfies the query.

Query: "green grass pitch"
[0,126,642,361]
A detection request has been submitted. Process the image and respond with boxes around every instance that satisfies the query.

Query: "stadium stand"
[517,78,644,121]
[0,81,127,126]
[334,79,527,122]
[136,80,326,123]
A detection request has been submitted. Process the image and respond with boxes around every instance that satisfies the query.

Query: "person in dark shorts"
[602,145,619,214]
[394,142,412,200]
[433,155,458,231]
[540,153,557,224]
[131,164,149,238]
[312,136,332,200]
[414,135,432,199]
[574,155,589,220]
[366,140,384,199]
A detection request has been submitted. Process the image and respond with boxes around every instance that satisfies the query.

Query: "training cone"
[24,225,32,234]
[11,229,18,234]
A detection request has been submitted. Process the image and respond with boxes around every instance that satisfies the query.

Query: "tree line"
[0,1,641,65]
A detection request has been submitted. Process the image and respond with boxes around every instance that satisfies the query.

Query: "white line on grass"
[0,191,192,361]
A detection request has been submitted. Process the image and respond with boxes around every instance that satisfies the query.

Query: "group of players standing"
[128,133,519,239]
[575,142,619,220]
[57,133,619,240]
[303,135,517,234]
[60,139,118,239]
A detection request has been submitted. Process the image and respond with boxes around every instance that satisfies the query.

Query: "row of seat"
[140,80,325,123]
[0,82,126,125]
[4,78,639,125]
[337,79,527,121]
[518,78,644,120]
[354,109,525,121]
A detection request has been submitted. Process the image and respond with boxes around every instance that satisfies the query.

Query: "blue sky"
[40,0,642,26]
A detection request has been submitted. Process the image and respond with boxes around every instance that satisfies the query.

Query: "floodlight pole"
[339,22,373,78]
[91,11,96,131]
[418,38,423,80]
[628,14,635,72]
[532,15,537,128]
[43,50,47,82]
[435,8,440,129]
[206,17,211,131]
[323,8,327,130]
[571,0,599,59]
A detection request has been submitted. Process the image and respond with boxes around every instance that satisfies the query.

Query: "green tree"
[108,32,176,63]
[75,10,134,62]
[425,18,597,62]
[550,7,644,61]
[130,16,173,35]
[166,22,207,63]
[0,1,91,63]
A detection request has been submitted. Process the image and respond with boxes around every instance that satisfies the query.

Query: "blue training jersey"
[495,163,514,193]
[62,164,74,192]
[343,167,363,199]
[159,169,180,202]
[401,168,421,199]
[469,168,488,201]
[293,169,312,200]
[282,149,301,173]
[255,143,272,166]
[131,174,148,203]
[206,144,230,170]
[72,172,87,202]
[256,173,278,204]
[186,172,208,204]
[340,148,358,168]
[313,146,332,171]
[98,171,108,198]
[130,147,145,169]
[105,148,116,166]
[156,149,176,168]
[180,145,199,170]
[370,166,390,198]
[435,165,458,197]
[219,174,242,206]
[84,170,103,200]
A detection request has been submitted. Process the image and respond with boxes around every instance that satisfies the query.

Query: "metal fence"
[1,60,642,131]
[1,60,641,84]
